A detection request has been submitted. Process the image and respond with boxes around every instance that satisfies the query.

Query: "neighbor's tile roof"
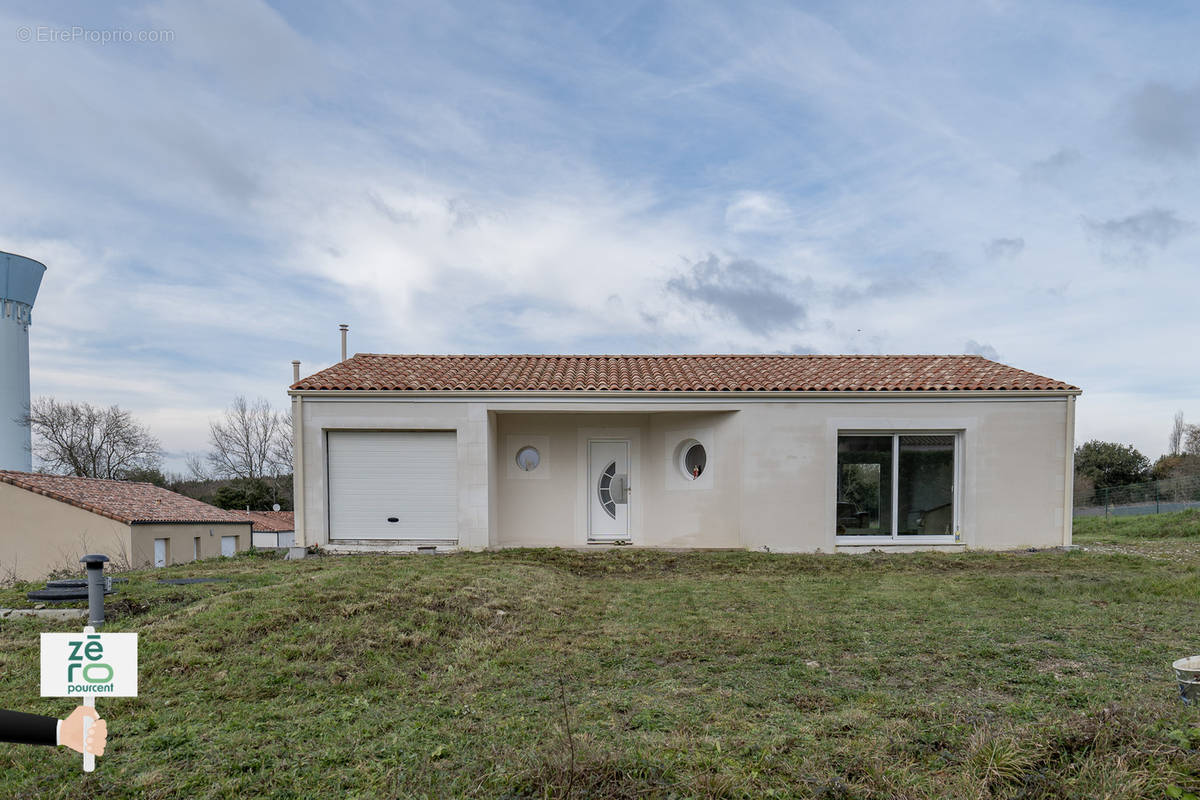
[291,354,1078,393]
[0,471,252,525]
[245,510,294,532]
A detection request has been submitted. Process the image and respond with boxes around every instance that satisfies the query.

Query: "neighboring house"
[246,510,295,549]
[0,471,252,579]
[289,354,1080,554]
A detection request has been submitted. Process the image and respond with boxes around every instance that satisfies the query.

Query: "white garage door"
[327,430,458,543]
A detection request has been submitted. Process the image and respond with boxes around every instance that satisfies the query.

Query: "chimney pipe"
[291,360,301,383]
[339,324,349,362]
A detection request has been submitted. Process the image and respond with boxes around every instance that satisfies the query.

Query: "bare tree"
[206,396,291,481]
[1185,424,1200,458]
[184,452,210,482]
[271,409,294,474]
[27,397,163,479]
[1169,411,1186,456]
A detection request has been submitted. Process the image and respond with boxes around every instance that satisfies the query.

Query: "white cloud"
[963,340,1000,361]
[145,0,331,100]
[724,192,791,233]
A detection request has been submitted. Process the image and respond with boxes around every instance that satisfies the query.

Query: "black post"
[80,554,109,628]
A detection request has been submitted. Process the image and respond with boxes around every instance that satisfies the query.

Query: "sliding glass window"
[836,436,892,535]
[836,433,958,540]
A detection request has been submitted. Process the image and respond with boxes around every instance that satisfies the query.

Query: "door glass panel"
[837,436,892,535]
[597,461,617,519]
[897,435,955,535]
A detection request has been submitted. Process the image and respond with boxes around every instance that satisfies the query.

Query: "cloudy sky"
[2,0,1197,472]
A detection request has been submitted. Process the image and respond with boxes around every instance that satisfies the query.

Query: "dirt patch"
[1078,541,1200,563]
[1037,657,1093,681]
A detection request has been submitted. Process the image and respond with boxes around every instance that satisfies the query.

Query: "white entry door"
[588,440,630,541]
[221,536,237,557]
[153,538,167,567]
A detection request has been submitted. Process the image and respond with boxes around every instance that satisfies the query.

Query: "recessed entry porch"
[491,410,741,549]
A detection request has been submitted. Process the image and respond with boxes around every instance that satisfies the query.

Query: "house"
[246,510,295,549]
[0,471,252,578]
[288,354,1080,554]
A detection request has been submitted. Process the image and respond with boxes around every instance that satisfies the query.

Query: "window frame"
[515,445,541,472]
[677,438,707,480]
[834,430,962,545]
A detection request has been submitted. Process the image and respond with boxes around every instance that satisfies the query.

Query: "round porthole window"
[678,439,707,479]
[515,445,541,471]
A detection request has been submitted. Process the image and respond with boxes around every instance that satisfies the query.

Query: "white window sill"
[835,536,959,546]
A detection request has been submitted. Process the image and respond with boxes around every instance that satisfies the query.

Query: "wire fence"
[1074,473,1200,518]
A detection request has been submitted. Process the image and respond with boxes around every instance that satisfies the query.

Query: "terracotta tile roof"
[245,510,294,532]
[291,354,1079,393]
[0,471,252,525]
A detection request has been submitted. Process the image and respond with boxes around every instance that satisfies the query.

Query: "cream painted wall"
[292,394,1073,553]
[0,482,131,580]
[641,412,742,548]
[738,398,1071,552]
[486,410,500,551]
[129,522,251,568]
[295,399,491,550]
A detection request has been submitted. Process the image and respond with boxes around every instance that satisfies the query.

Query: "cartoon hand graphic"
[60,706,106,756]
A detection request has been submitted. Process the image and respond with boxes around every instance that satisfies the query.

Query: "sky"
[1,0,1198,473]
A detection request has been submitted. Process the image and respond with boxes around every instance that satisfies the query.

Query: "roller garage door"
[327,431,458,543]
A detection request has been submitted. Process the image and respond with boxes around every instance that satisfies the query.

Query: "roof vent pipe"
[339,324,348,362]
[291,360,300,383]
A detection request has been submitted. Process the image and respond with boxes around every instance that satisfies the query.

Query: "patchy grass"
[1074,508,1200,542]
[1,545,1198,799]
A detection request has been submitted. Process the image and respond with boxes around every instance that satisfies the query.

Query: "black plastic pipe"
[79,554,109,627]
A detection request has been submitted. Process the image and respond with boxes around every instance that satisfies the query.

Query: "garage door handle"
[387,517,399,523]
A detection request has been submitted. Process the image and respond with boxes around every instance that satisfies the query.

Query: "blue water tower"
[1,252,46,471]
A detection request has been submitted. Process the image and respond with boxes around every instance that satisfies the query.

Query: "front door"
[588,440,630,541]
[153,538,167,568]
[221,536,237,557]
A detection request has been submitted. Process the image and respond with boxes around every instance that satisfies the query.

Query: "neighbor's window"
[515,446,540,471]
[837,433,956,539]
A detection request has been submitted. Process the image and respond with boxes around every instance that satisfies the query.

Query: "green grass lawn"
[1075,507,1200,542]
[1,530,1199,798]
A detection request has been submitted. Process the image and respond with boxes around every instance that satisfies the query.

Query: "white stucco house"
[289,354,1079,554]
